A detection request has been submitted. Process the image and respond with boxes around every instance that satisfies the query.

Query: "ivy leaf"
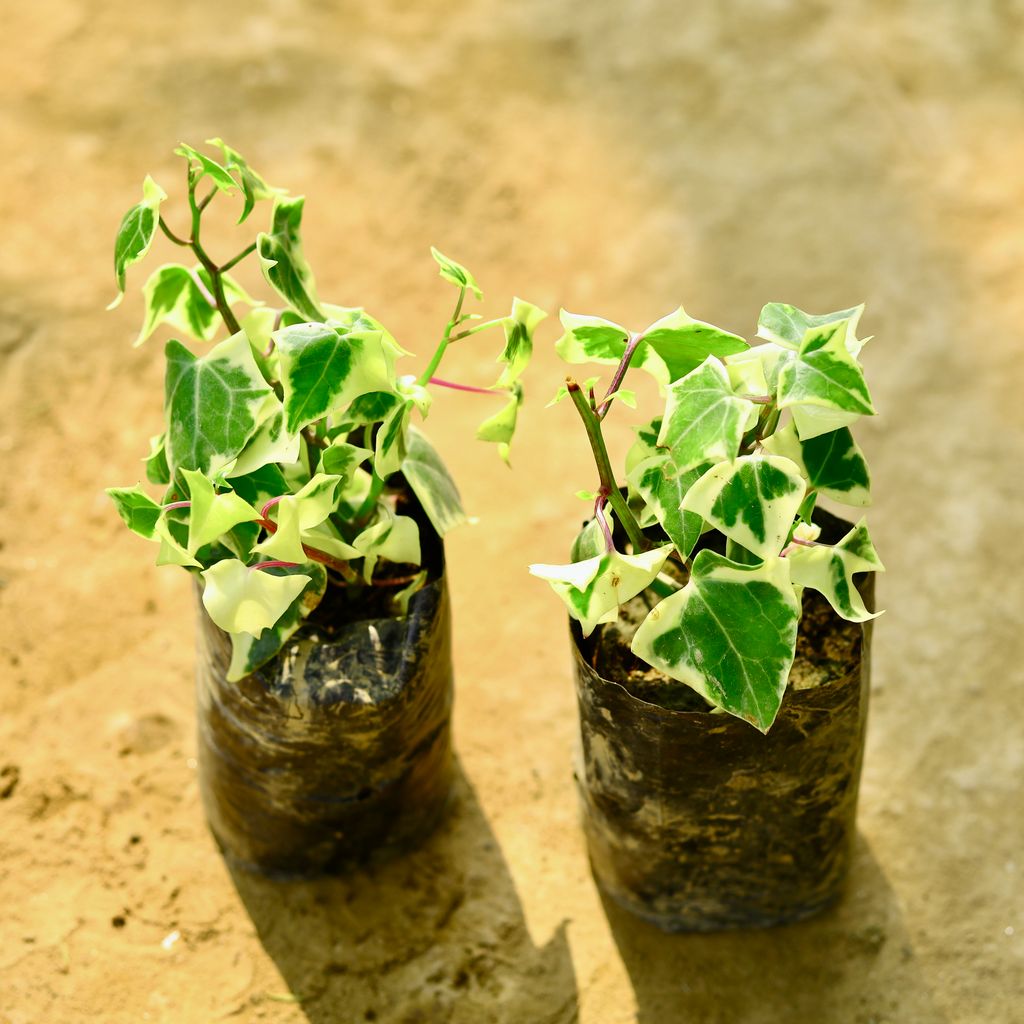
[322,304,413,359]
[777,319,875,440]
[725,342,793,397]
[205,138,282,224]
[570,511,616,562]
[254,474,347,563]
[144,434,171,485]
[627,455,705,559]
[164,331,273,476]
[430,247,482,299]
[107,485,163,539]
[640,307,750,383]
[201,558,311,636]
[529,545,673,637]
[374,399,413,479]
[230,463,289,507]
[227,564,327,681]
[496,298,547,387]
[631,551,800,732]
[548,376,599,408]
[226,401,301,479]
[135,265,213,346]
[318,440,371,484]
[174,142,239,196]
[353,514,421,581]
[154,516,202,568]
[625,416,663,477]
[787,519,884,623]
[401,426,467,537]
[763,421,871,507]
[338,391,403,428]
[475,384,522,465]
[657,358,753,475]
[180,469,260,553]
[757,302,865,353]
[682,454,806,560]
[554,310,672,386]
[109,176,167,309]
[257,196,323,321]
[274,323,396,435]
[397,375,433,417]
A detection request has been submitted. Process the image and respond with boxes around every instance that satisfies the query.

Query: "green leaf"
[475,384,522,465]
[496,298,547,387]
[374,399,413,479]
[227,563,327,681]
[657,358,753,475]
[787,518,883,623]
[144,434,171,485]
[401,426,468,537]
[107,485,162,539]
[627,455,705,558]
[174,142,239,195]
[529,545,673,637]
[164,331,274,475]
[274,323,397,434]
[571,509,616,561]
[763,421,871,507]
[226,401,301,479]
[777,319,875,440]
[725,342,793,397]
[201,558,311,636]
[229,463,289,507]
[682,455,806,559]
[254,474,348,564]
[257,196,323,321]
[353,514,421,581]
[624,417,663,477]
[631,551,800,732]
[318,440,371,484]
[154,516,201,568]
[109,176,167,308]
[640,307,749,382]
[180,469,260,553]
[205,138,282,224]
[757,302,865,353]
[338,391,403,428]
[555,310,670,386]
[430,247,483,299]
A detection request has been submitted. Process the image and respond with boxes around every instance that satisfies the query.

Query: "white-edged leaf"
[257,195,323,321]
[226,400,301,479]
[627,455,705,559]
[254,474,346,563]
[640,306,749,382]
[757,302,865,353]
[763,421,871,507]
[109,176,167,308]
[496,297,546,387]
[475,384,522,465]
[353,514,421,581]
[180,469,260,553]
[107,485,163,539]
[374,399,413,479]
[201,558,311,636]
[205,138,283,224]
[430,247,482,299]
[401,426,467,537]
[174,142,239,194]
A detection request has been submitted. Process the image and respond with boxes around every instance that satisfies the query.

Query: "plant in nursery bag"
[106,141,545,874]
[531,301,884,929]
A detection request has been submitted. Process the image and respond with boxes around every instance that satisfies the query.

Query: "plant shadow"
[602,834,949,1024]
[228,761,578,1024]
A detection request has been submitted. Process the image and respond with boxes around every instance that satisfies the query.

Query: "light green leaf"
[226,401,301,479]
[144,434,171,485]
[624,417,663,477]
[318,440,371,484]
[475,384,522,465]
[786,518,883,623]
[555,310,670,385]
[175,142,239,195]
[763,421,871,507]
[401,426,467,537]
[354,514,421,581]
[757,302,865,353]
[530,545,672,637]
[164,331,273,475]
[392,570,428,614]
[725,342,792,396]
[571,510,616,562]
[275,323,396,435]
[107,485,162,539]
[374,399,413,479]
[631,551,800,732]
[496,297,546,387]
[682,454,806,559]
[322,304,412,358]
[201,558,311,636]
[154,516,202,568]
[547,376,599,408]
[254,474,345,563]
[640,306,749,382]
[230,463,289,507]
[627,455,705,559]
[657,358,753,475]
[397,375,433,416]
[180,469,260,553]
[337,391,403,428]
[430,247,482,299]
[109,176,167,308]
[257,196,323,321]
[205,138,282,224]
[227,563,326,681]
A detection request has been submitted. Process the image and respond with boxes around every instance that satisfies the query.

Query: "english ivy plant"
[108,140,543,682]
[530,303,883,732]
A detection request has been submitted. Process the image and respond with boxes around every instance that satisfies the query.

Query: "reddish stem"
[251,560,300,571]
[429,376,493,395]
[597,332,644,420]
[594,493,615,553]
[163,500,191,512]
[260,495,285,519]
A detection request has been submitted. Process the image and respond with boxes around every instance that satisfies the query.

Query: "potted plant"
[530,302,884,931]
[106,140,545,877]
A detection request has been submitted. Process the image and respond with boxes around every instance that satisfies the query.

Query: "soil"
[2,3,1023,1023]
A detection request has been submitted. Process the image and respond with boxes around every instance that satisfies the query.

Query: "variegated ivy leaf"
[757,302,865,354]
[625,417,662,477]
[476,384,522,465]
[631,551,800,732]
[682,454,806,560]
[164,331,273,475]
[657,358,753,475]
[180,469,260,554]
[257,196,323,322]
[337,390,403,429]
[227,563,327,682]
[627,455,705,559]
[274,323,397,435]
[155,516,202,568]
[175,142,239,195]
[640,307,750,383]
[254,474,348,564]
[777,319,875,440]
[725,342,792,397]
[230,463,290,507]
[109,176,167,309]
[397,375,433,416]
[226,399,301,479]
[144,434,170,485]
[107,485,163,539]
[763,421,871,507]
[374,399,413,479]
[496,298,547,387]
[401,426,468,537]
[205,138,282,224]
[529,545,673,637]
[555,311,669,386]
[201,558,311,637]
[786,518,884,623]
[354,514,422,581]
[430,247,483,300]
[322,304,413,360]
[318,440,372,485]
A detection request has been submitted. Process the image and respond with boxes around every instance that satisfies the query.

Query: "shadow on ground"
[603,834,948,1024]
[229,763,578,1024]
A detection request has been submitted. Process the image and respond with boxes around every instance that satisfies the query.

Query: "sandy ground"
[2,1,1023,1021]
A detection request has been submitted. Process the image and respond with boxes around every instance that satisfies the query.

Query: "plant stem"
[594,495,615,552]
[448,316,507,342]
[416,288,465,387]
[220,241,258,273]
[186,175,241,334]
[598,332,644,420]
[566,379,647,552]
[251,560,300,571]
[158,216,191,247]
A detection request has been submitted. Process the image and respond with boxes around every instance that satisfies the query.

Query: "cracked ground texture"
[1,1,1022,1022]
